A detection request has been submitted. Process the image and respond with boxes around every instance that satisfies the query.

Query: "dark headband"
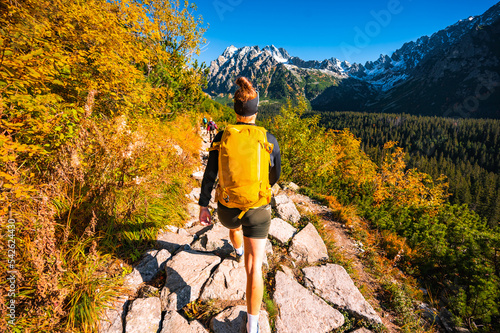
[234,92,259,116]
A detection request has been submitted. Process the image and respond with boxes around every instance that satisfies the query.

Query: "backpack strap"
[207,142,221,152]
[238,209,249,219]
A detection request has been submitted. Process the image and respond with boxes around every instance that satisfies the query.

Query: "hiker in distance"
[202,116,208,129]
[206,117,218,142]
[198,77,281,333]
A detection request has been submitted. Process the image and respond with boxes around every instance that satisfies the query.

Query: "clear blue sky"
[192,0,499,66]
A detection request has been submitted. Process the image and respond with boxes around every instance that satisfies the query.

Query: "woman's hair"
[234,77,257,102]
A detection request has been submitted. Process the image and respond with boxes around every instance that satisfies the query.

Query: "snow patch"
[263,45,289,63]
[223,45,238,58]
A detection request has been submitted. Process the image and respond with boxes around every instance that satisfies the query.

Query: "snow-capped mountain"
[206,2,500,118]
[207,45,292,95]
[206,45,358,101]
[348,2,500,91]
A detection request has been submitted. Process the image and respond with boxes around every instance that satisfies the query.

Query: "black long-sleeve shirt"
[198,123,281,207]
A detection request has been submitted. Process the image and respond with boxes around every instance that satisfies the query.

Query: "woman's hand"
[199,206,212,226]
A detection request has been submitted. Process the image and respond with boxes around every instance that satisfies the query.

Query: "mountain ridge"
[206,2,500,119]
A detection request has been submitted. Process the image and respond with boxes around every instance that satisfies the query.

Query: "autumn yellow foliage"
[373,141,449,212]
[264,98,377,193]
[0,0,206,331]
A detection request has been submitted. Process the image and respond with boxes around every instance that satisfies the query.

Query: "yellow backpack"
[209,124,274,218]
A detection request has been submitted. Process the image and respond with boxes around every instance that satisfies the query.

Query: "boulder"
[124,297,162,333]
[272,194,301,224]
[186,224,212,238]
[187,188,202,202]
[303,264,382,325]
[200,259,246,301]
[273,271,344,332]
[191,223,234,256]
[208,198,217,210]
[289,223,328,264]
[160,250,221,311]
[157,228,194,254]
[160,310,207,333]
[418,302,440,326]
[210,306,271,333]
[271,194,290,207]
[124,249,171,291]
[284,182,300,192]
[192,171,204,182]
[268,218,296,245]
[265,239,273,255]
[98,296,128,333]
[271,183,281,196]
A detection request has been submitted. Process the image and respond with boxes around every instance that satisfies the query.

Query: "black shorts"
[217,202,272,239]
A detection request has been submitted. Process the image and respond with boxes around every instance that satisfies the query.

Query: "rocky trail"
[97,128,393,333]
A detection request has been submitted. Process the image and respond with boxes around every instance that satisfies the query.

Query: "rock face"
[161,250,221,311]
[268,218,296,245]
[272,194,301,224]
[210,306,271,333]
[191,223,234,255]
[289,223,328,263]
[273,271,344,333]
[125,297,162,333]
[160,310,207,333]
[303,264,382,325]
[124,249,171,291]
[200,259,246,301]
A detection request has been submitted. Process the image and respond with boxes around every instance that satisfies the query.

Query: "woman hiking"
[198,77,281,333]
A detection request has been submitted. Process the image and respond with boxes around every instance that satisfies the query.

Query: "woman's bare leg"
[229,226,243,250]
[243,236,267,315]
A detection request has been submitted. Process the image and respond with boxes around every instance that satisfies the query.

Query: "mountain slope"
[368,18,500,118]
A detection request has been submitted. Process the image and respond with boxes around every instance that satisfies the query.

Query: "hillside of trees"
[274,103,500,332]
[305,111,500,227]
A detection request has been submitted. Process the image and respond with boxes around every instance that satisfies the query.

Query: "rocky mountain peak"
[262,44,290,63]
[222,45,238,58]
